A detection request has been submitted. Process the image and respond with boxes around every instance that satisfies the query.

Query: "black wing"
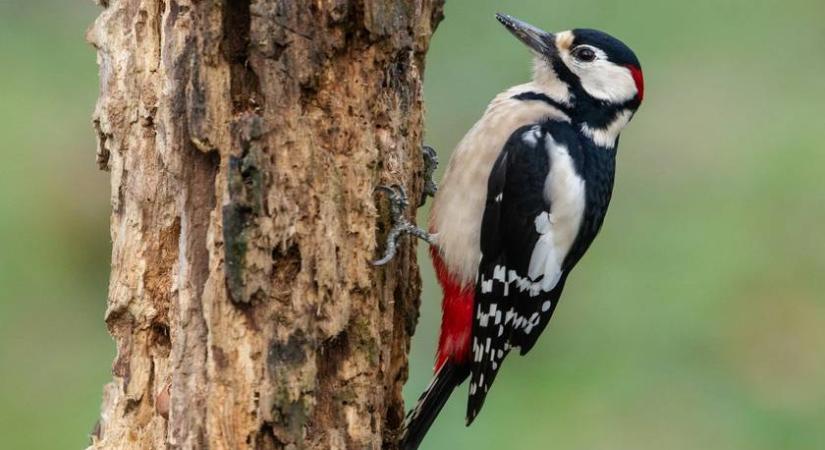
[466,123,575,423]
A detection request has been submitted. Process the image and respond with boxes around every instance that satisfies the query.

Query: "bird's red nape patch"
[626,65,644,102]
[430,246,474,372]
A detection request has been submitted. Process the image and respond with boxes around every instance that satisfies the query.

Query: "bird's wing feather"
[467,123,577,423]
[510,122,591,355]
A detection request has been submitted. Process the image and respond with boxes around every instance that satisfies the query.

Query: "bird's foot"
[420,145,438,206]
[373,184,435,266]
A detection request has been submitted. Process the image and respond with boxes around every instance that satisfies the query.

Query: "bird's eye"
[572,47,597,62]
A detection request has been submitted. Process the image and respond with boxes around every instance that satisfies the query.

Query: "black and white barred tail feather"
[400,360,468,450]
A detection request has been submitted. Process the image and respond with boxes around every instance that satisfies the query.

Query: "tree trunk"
[86,1,443,449]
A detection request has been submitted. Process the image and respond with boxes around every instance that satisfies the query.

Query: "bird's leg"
[373,146,439,266]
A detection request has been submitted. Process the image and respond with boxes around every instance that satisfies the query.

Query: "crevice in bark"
[155,0,165,65]
[93,118,111,171]
[270,243,301,304]
[223,0,261,113]
[145,216,180,330]
[151,322,171,351]
[110,318,134,384]
[251,422,279,450]
[186,147,219,295]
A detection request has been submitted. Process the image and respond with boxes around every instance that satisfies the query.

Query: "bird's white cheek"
[577,63,637,103]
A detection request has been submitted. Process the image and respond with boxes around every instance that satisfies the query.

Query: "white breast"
[429,84,570,287]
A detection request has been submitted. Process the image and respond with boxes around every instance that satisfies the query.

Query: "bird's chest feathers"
[430,93,569,286]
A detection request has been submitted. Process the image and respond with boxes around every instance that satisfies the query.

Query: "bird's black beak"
[496,13,556,57]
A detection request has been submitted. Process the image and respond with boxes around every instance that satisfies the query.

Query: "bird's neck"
[575,105,633,149]
[513,75,635,150]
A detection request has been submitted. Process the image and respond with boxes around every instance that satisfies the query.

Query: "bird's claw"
[373,184,434,266]
[373,145,439,265]
[421,145,438,206]
[376,183,410,221]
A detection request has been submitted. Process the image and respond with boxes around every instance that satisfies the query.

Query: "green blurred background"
[1,1,824,449]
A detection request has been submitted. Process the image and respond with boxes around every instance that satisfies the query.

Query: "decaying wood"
[86,1,443,448]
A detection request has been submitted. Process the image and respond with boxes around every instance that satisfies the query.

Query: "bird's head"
[497,13,643,142]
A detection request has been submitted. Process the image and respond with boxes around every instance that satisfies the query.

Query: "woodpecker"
[375,13,644,449]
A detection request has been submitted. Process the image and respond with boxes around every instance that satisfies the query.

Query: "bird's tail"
[399,360,468,450]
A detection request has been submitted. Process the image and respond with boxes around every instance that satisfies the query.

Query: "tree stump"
[86,1,444,448]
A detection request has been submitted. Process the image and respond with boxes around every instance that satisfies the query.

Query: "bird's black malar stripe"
[511,91,573,116]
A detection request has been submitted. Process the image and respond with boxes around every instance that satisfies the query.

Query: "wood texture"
[86,1,443,448]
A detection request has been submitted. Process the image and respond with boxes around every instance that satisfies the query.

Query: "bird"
[375,13,644,450]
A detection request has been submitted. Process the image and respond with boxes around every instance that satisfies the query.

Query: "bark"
[86,1,443,449]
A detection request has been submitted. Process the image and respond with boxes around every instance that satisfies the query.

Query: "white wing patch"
[476,131,586,306]
[527,212,563,293]
[542,135,586,270]
[521,125,542,147]
[506,134,587,297]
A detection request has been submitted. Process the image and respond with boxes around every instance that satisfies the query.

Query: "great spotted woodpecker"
[375,13,644,449]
